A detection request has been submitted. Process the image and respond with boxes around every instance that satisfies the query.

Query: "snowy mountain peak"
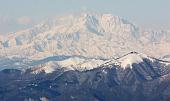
[0,12,140,59]
[28,52,169,74]
[118,52,146,69]
[0,12,170,61]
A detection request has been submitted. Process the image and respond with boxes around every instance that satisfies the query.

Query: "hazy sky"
[0,0,170,34]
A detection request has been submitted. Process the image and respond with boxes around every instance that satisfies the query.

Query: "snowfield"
[0,12,170,61]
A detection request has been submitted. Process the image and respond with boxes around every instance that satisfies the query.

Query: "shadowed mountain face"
[0,54,170,101]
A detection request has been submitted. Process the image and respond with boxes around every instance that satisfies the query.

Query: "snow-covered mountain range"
[0,12,170,101]
[0,12,170,61]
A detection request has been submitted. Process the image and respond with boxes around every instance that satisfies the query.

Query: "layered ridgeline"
[0,13,170,101]
[0,52,170,101]
[0,12,170,60]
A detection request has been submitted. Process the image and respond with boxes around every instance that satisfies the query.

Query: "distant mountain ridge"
[0,12,170,60]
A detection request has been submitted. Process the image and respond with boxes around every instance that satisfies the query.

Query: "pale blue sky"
[0,0,170,33]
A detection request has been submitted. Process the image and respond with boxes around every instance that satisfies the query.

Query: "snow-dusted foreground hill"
[0,51,169,74]
[0,52,170,101]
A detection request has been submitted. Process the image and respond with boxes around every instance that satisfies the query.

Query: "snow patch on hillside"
[118,53,144,69]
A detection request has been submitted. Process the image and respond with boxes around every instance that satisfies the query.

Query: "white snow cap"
[118,52,147,69]
[30,52,155,74]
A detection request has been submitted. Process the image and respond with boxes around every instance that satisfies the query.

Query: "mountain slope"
[0,12,170,101]
[0,52,170,101]
[0,13,170,60]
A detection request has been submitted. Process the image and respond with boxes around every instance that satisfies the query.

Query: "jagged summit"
[0,12,170,60]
